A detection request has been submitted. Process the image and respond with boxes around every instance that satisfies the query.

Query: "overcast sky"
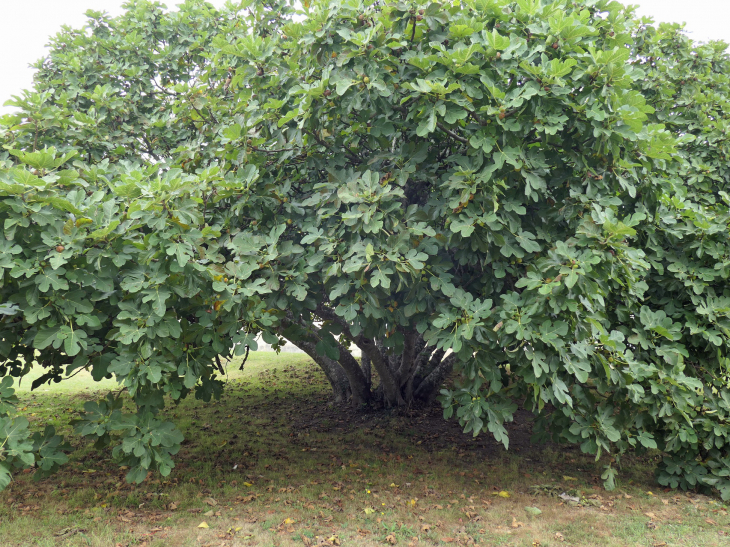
[1,0,729,115]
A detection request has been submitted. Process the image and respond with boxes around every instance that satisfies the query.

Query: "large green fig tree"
[1,0,730,498]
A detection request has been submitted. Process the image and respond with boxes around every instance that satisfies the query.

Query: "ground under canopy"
[0,353,726,547]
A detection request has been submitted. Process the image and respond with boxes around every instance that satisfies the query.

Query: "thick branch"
[280,315,370,405]
[413,352,457,402]
[396,331,418,387]
[295,339,350,403]
[437,122,468,143]
[316,305,403,406]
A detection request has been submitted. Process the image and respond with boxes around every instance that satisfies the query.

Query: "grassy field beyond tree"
[1,354,728,547]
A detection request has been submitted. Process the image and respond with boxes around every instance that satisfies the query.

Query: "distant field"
[12,351,309,395]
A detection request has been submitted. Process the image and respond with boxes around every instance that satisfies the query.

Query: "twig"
[251,145,296,154]
[436,122,468,143]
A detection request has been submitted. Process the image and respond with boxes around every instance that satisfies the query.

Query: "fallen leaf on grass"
[198,522,209,529]
[706,518,718,525]
[54,528,86,538]
[562,476,577,482]
[364,507,375,514]
[283,518,296,525]
[421,524,431,532]
[511,517,524,528]
[440,538,454,543]
[385,534,397,544]
[653,542,668,547]
[204,497,218,506]
[554,532,565,542]
[524,506,542,516]
[559,493,580,503]
[491,491,510,498]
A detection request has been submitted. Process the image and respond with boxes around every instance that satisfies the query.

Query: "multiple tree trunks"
[280,309,455,408]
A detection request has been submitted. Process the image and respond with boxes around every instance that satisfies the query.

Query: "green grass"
[1,352,729,547]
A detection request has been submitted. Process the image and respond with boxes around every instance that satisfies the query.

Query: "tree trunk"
[413,353,458,403]
[285,306,456,408]
[295,340,351,403]
[278,316,371,407]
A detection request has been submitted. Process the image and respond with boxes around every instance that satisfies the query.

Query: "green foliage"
[0,376,70,488]
[1,0,729,499]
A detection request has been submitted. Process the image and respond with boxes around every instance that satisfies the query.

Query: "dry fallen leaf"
[705,518,718,525]
[385,534,397,544]
[554,532,565,542]
[511,517,524,528]
[197,522,209,529]
[283,518,296,525]
[204,497,218,507]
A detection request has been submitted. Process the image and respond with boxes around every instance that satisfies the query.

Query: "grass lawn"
[1,353,728,547]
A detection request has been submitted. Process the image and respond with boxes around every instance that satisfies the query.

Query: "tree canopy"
[1,0,730,498]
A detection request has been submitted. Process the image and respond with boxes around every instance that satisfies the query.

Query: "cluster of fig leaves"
[0,0,729,498]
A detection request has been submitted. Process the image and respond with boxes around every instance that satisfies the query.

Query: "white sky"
[1,0,729,115]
